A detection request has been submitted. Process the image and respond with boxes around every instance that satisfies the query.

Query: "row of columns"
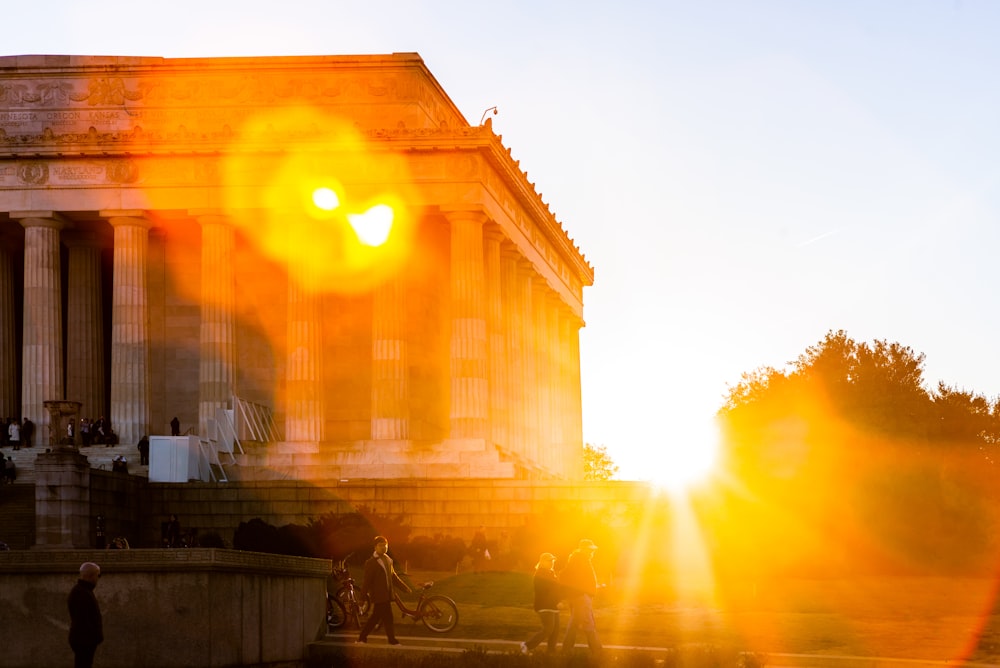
[287,207,583,475]
[0,210,225,447]
[441,209,584,475]
[1,206,584,476]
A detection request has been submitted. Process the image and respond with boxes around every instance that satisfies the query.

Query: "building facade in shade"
[0,53,593,480]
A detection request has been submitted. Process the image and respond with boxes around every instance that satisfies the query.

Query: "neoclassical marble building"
[0,53,592,479]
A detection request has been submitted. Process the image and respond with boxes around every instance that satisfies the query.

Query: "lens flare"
[312,187,340,211]
[348,205,394,247]
[217,105,418,295]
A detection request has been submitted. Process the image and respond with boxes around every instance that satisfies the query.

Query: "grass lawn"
[381,569,1000,663]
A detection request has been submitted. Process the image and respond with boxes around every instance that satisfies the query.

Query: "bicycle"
[363,580,459,633]
[326,559,365,631]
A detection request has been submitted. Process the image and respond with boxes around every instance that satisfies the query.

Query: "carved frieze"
[17,162,48,185]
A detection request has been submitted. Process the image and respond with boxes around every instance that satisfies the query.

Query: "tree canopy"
[720,329,1000,447]
[712,330,1000,576]
[583,443,619,481]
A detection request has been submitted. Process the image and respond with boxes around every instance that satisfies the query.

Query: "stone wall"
[138,478,655,549]
[0,548,329,668]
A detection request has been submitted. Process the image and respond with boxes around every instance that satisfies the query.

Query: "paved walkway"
[309,632,1000,667]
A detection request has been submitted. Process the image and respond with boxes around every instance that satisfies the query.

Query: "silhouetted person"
[165,514,181,548]
[170,416,180,436]
[357,535,410,645]
[137,434,149,465]
[521,551,562,654]
[561,539,603,655]
[20,417,34,448]
[68,561,103,668]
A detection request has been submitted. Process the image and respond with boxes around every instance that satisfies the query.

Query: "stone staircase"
[0,443,150,485]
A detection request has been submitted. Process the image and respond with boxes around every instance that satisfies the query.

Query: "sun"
[646,422,722,494]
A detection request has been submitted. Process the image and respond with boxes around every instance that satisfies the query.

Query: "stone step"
[0,444,150,482]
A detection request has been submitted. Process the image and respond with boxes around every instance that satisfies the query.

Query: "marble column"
[197,213,236,439]
[445,209,489,442]
[563,312,585,479]
[15,212,66,428]
[499,244,523,460]
[105,211,152,447]
[64,231,106,422]
[0,231,18,419]
[533,280,552,471]
[371,273,409,440]
[517,261,539,466]
[285,267,323,442]
[545,293,564,473]
[483,226,508,450]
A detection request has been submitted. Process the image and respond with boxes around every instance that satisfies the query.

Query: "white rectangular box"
[149,435,207,482]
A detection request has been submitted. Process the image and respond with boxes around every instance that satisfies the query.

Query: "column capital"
[483,223,506,244]
[517,257,536,276]
[100,210,153,229]
[12,211,69,230]
[532,278,552,297]
[500,239,518,255]
[189,209,232,226]
[441,206,489,225]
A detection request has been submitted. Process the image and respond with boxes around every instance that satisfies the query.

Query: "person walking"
[357,535,410,645]
[520,552,562,654]
[67,561,103,668]
[560,538,603,655]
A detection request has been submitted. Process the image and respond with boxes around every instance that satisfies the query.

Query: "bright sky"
[6,1,1000,481]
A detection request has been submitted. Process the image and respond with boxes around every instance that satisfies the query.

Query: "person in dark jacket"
[357,535,410,645]
[67,561,103,668]
[560,538,603,654]
[520,552,562,654]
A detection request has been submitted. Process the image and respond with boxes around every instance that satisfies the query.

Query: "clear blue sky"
[6,1,999,480]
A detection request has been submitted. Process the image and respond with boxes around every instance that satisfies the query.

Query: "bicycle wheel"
[418,595,459,633]
[326,595,347,631]
[338,591,364,629]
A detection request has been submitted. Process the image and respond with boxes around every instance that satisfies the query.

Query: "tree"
[583,443,619,481]
[721,329,936,442]
[715,330,1000,577]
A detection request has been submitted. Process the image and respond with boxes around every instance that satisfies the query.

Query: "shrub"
[396,534,467,571]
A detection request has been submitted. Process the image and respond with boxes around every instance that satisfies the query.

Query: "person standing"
[67,561,103,668]
[357,535,410,645]
[170,416,180,436]
[560,538,603,655]
[137,434,150,465]
[520,552,562,654]
[470,525,489,573]
[165,514,181,548]
[21,417,34,448]
[8,418,19,450]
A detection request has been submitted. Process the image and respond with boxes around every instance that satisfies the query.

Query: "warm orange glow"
[219,105,419,295]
